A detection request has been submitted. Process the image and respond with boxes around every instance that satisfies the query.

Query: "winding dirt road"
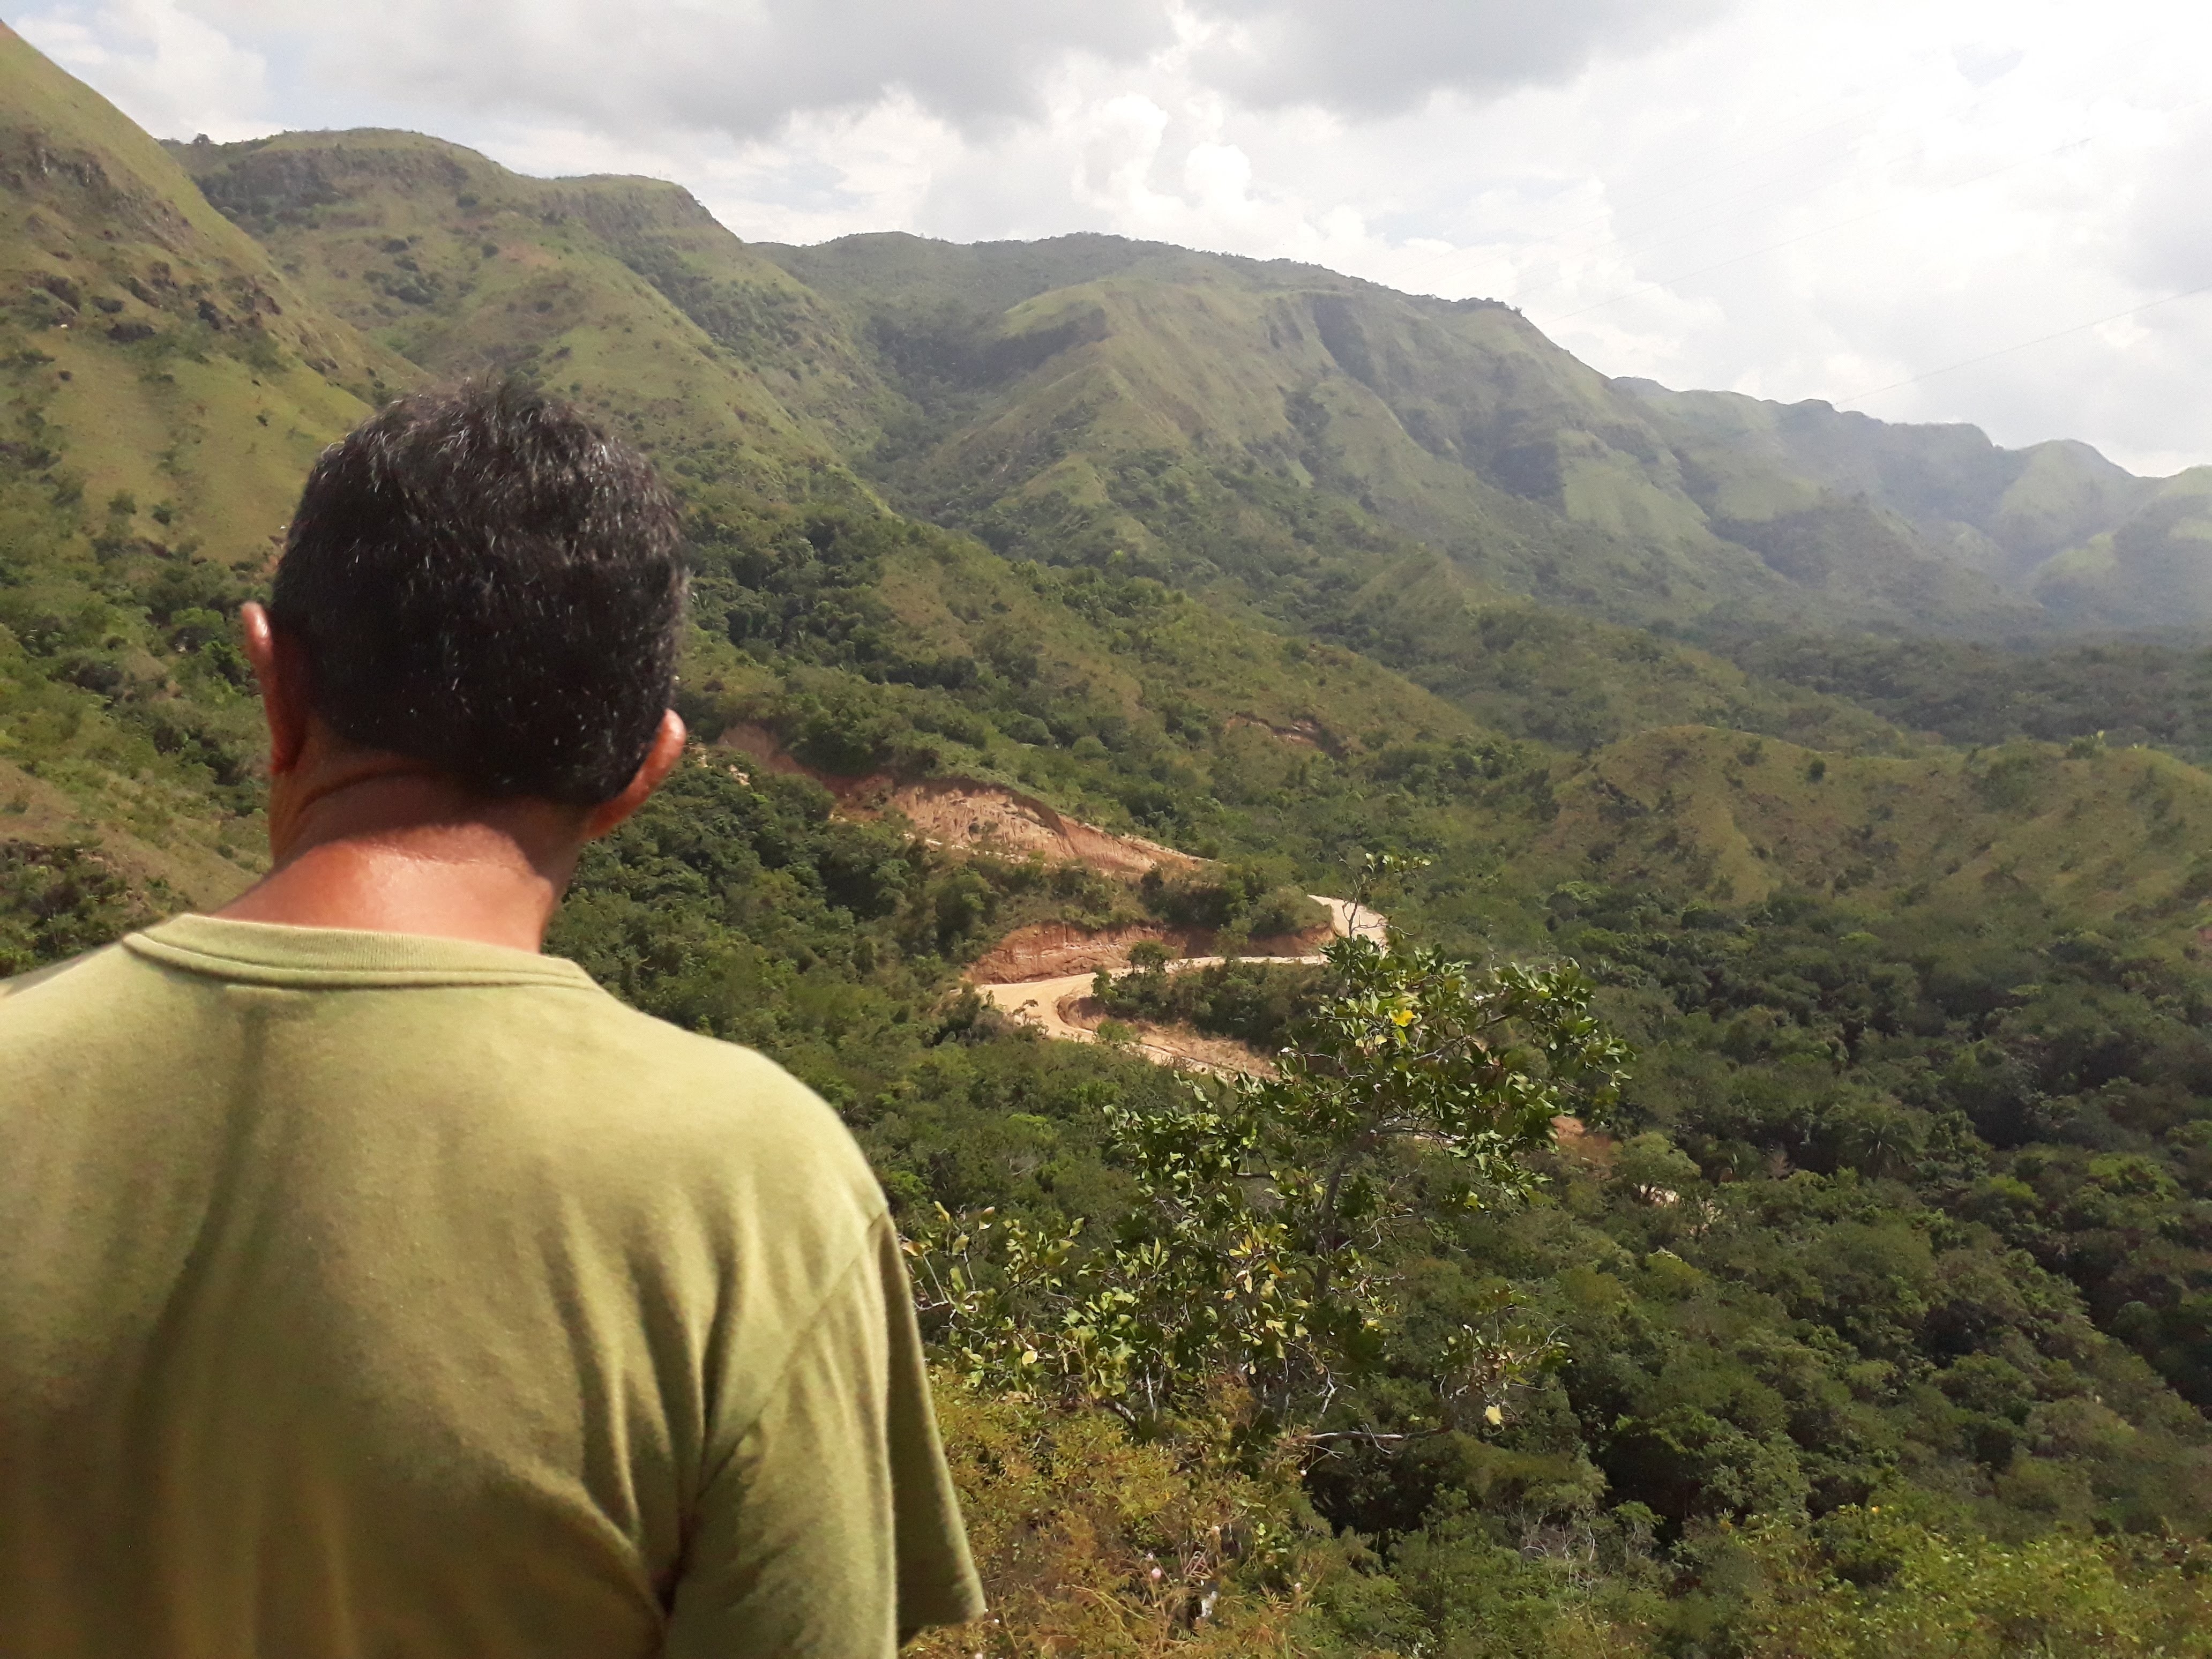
[971,894,1384,1073]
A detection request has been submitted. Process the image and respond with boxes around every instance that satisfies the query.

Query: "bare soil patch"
[1060,995,1277,1078]
[970,921,1209,982]
[972,918,1329,981]
[715,723,895,806]
[886,777,1201,876]
[713,727,1199,878]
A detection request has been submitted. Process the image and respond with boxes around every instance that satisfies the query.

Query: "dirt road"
[1311,895,1387,944]
[970,893,1382,1074]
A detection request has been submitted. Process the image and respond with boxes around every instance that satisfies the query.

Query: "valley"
[5,19,2212,1653]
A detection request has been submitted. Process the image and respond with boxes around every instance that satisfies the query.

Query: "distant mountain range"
[9,7,2212,925]
[103,102,2196,639]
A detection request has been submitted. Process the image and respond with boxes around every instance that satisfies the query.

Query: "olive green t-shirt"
[0,915,983,1657]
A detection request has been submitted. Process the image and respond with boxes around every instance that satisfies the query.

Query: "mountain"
[758,231,2211,635]
[166,128,888,503]
[0,24,403,562]
[1619,378,2212,628]
[6,33,2212,1654]
[0,21,416,914]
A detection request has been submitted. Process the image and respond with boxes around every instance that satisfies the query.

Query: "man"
[0,382,984,1655]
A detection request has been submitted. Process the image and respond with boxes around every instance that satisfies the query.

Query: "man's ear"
[584,710,688,840]
[240,602,313,775]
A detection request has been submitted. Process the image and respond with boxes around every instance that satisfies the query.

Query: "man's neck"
[215,773,580,953]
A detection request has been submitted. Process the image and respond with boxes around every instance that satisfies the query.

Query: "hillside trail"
[978,965,1276,1077]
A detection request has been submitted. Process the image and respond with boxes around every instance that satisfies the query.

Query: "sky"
[18,0,2212,475]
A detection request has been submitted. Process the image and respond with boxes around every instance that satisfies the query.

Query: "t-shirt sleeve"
[662,1214,985,1657]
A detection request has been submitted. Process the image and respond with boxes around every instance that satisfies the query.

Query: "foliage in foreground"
[932,1374,2212,1656]
[914,908,1627,1445]
[909,1377,1339,1659]
[541,769,2212,1654]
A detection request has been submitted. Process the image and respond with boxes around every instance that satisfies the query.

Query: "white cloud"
[16,0,2212,474]
[1187,0,1733,116]
[19,0,267,141]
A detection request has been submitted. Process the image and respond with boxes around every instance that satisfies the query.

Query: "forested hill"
[160,123,2212,637]
[7,22,2212,1654]
[756,229,2212,634]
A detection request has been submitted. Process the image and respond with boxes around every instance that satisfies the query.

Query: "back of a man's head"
[271,380,686,807]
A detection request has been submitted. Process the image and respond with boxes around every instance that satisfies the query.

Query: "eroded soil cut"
[715,725,1201,876]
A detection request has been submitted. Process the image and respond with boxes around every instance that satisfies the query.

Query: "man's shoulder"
[491,989,887,1234]
[541,990,846,1135]
[3,930,884,1242]
[0,941,134,1014]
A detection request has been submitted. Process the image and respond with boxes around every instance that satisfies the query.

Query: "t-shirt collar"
[124,914,601,992]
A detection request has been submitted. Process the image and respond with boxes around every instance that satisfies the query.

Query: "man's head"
[268,379,687,807]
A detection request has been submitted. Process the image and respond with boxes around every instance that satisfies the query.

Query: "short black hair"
[272,380,686,806]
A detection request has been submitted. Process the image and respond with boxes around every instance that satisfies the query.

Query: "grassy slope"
[763,232,2042,633]
[0,23,425,908]
[33,103,2199,957]
[162,149,1917,763]
[167,130,887,502]
[1615,381,2149,576]
[1620,377,2212,630]
[0,25,406,565]
[2031,467,2212,627]
[677,507,2212,981]
[1536,728,2212,949]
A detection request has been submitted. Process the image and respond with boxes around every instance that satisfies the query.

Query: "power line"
[1837,281,2212,404]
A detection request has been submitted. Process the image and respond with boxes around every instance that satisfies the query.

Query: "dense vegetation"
[5,25,2212,1651]
[1713,629,2212,765]
[549,768,2212,1654]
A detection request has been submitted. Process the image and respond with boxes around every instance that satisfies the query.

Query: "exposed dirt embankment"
[975,969,1276,1078]
[1224,714,1331,752]
[970,899,1379,1078]
[1057,994,1277,1078]
[709,728,1367,1080]
[716,723,894,805]
[1551,1114,1615,1168]
[713,726,1200,877]
[887,778,1201,875]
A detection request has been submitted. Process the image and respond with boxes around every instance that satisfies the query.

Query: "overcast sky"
[21,0,2212,475]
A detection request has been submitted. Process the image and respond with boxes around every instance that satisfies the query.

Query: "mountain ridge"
[757,229,2207,633]
[8,35,2212,1654]
[147,121,2212,637]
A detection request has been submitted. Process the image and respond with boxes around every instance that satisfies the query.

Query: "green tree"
[911,909,1630,1452]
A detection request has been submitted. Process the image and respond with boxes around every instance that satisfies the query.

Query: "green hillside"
[154,152,1937,759]
[1616,381,2153,579]
[763,231,2212,638]
[1700,629,2212,764]
[167,129,888,500]
[0,26,403,547]
[764,233,2069,633]
[0,22,418,914]
[1622,379,2212,629]
[3,31,2211,1655]
[2030,467,2212,627]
